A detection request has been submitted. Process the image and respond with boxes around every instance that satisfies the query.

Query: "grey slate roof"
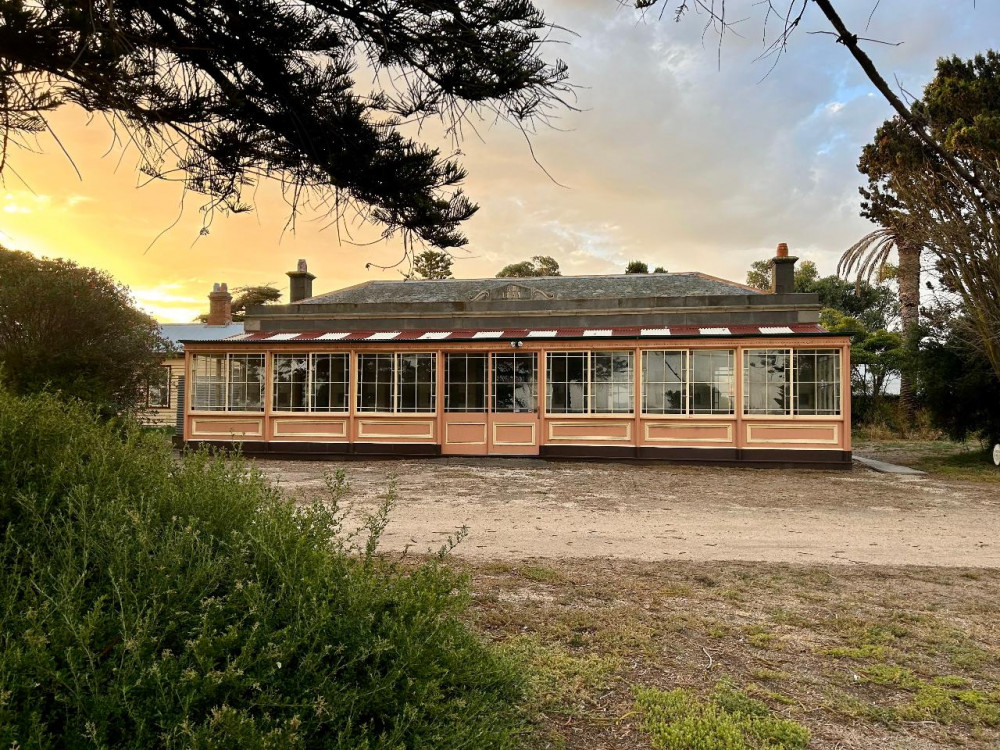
[159,322,245,347]
[302,273,759,305]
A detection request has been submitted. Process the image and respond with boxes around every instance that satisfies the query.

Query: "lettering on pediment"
[470,284,553,301]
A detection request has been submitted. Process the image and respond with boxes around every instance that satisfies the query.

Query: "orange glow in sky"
[3,1,996,323]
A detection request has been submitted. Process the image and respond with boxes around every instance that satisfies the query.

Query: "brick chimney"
[769,242,798,295]
[207,282,233,325]
[287,258,316,303]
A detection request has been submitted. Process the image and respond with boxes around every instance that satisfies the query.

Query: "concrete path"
[853,455,927,475]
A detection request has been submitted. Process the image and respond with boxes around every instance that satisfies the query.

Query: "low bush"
[635,681,810,750]
[0,389,524,748]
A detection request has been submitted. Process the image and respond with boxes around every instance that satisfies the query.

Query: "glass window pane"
[793,349,841,415]
[228,354,265,412]
[642,351,686,414]
[592,351,633,414]
[493,353,536,413]
[311,354,349,412]
[147,366,171,409]
[192,354,226,410]
[273,355,308,411]
[690,350,734,415]
[357,353,394,412]
[546,352,587,413]
[398,353,435,412]
[445,354,486,412]
[743,349,790,415]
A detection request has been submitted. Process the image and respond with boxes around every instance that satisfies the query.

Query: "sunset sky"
[2,0,997,323]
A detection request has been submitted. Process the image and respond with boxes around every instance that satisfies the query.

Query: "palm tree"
[839,226,922,420]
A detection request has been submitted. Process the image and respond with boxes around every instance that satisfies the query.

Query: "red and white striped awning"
[190,323,834,345]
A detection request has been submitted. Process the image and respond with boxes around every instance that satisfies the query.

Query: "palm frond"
[839,227,899,286]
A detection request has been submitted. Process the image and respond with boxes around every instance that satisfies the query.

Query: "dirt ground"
[254,454,1000,748]
[256,457,1000,568]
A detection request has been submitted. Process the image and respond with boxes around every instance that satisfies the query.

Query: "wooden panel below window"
[356,419,435,441]
[189,417,264,438]
[492,422,536,446]
[547,420,632,442]
[445,421,488,445]
[271,418,348,439]
[643,422,733,444]
[745,423,840,446]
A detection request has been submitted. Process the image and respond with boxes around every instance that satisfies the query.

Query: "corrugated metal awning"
[181,323,835,345]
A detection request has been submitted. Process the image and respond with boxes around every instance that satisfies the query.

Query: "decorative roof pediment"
[470,283,554,302]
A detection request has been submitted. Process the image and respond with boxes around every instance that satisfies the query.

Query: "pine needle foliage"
[0,388,526,748]
[0,1,571,248]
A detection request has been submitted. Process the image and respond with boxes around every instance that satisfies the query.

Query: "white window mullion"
[307,353,314,412]
[790,348,796,416]
[392,353,399,414]
[685,350,691,416]
[225,354,232,411]
[586,351,592,415]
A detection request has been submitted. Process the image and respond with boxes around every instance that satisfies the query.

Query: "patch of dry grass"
[457,559,1000,749]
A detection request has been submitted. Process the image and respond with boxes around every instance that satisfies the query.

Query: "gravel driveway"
[256,458,1000,568]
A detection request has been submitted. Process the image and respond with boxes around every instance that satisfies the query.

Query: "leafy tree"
[496,255,560,278]
[625,260,649,274]
[857,51,1000,383]
[746,260,772,291]
[412,249,454,280]
[0,1,569,249]
[914,316,1000,445]
[196,284,282,322]
[840,226,922,419]
[745,258,895,332]
[0,247,165,415]
[821,308,904,419]
[232,285,282,320]
[746,258,820,291]
[652,266,667,273]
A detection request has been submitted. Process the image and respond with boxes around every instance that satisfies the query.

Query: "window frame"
[545,350,635,415]
[641,349,735,417]
[444,353,489,413]
[272,353,350,413]
[688,349,736,416]
[492,352,538,413]
[190,352,266,413]
[741,348,843,418]
[356,352,437,414]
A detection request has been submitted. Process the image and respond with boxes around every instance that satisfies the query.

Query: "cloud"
[3,0,999,319]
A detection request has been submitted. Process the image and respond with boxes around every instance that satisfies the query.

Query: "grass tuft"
[635,681,810,750]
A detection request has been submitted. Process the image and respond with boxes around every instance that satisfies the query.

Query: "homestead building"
[181,246,851,467]
[142,284,244,428]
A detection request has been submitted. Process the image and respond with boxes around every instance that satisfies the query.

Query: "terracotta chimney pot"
[776,242,789,258]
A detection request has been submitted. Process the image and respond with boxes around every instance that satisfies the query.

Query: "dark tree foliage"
[0,1,570,249]
[915,321,1000,445]
[746,258,895,332]
[0,247,166,415]
[496,254,560,277]
[232,285,282,320]
[412,249,455,279]
[625,260,648,274]
[858,52,1000,381]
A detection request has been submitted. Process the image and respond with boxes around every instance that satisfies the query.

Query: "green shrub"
[0,389,524,748]
[635,681,810,750]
